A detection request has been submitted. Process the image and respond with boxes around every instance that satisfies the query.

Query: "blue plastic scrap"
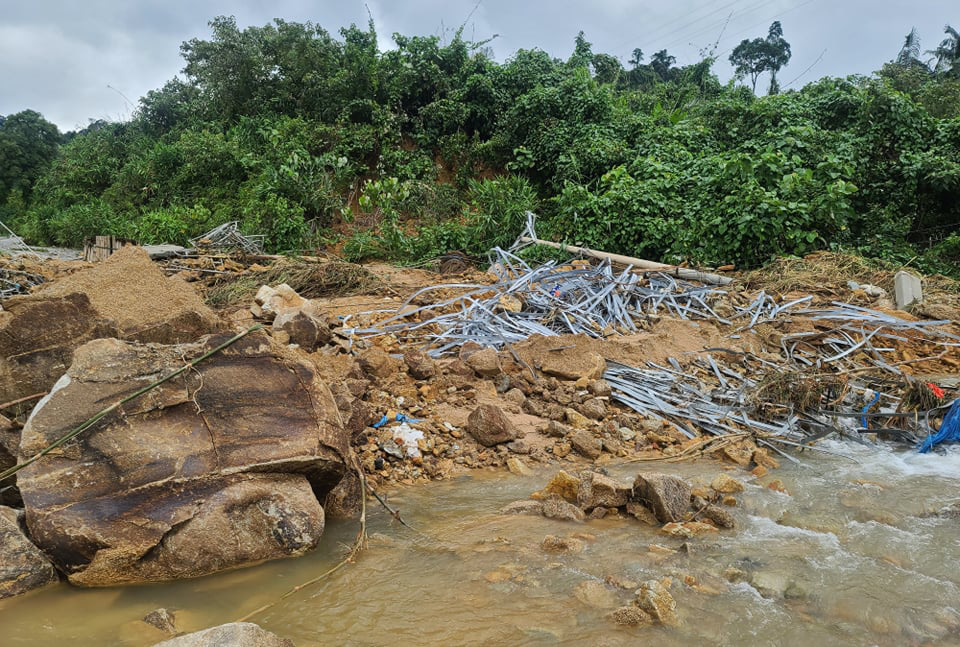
[372,413,422,429]
[860,391,881,429]
[918,399,960,453]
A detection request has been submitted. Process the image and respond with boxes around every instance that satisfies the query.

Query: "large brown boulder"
[0,506,58,598]
[17,332,350,586]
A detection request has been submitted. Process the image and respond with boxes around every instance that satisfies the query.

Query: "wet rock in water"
[711,474,745,494]
[611,606,652,627]
[931,501,960,518]
[633,473,692,523]
[635,579,680,626]
[752,447,780,469]
[701,505,736,529]
[541,534,584,553]
[17,332,349,587]
[271,307,330,351]
[143,608,178,635]
[507,457,532,476]
[155,622,294,647]
[661,521,717,538]
[625,502,659,526]
[358,347,399,378]
[574,580,618,608]
[0,505,58,599]
[466,404,519,447]
[767,479,790,494]
[541,496,586,522]
[465,347,501,377]
[402,349,437,380]
[749,571,789,599]
[578,472,631,510]
[500,500,543,516]
[536,471,581,504]
[569,430,602,460]
[323,471,363,521]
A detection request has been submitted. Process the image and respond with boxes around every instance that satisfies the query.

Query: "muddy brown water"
[3,441,959,646]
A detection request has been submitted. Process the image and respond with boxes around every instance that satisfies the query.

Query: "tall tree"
[729,21,792,94]
[651,49,676,81]
[0,110,61,205]
[896,28,925,67]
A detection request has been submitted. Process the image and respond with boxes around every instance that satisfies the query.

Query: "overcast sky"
[1,1,956,131]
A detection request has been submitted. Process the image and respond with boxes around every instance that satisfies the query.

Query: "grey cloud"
[1,0,956,130]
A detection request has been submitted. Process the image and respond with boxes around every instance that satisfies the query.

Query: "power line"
[659,0,776,52]
[784,47,827,88]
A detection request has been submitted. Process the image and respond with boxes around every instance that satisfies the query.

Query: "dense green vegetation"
[2,17,959,275]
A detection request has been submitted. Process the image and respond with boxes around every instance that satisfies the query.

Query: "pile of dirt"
[38,245,219,342]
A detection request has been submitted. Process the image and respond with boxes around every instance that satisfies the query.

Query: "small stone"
[499,500,543,516]
[569,430,602,460]
[466,404,519,446]
[565,408,593,429]
[751,465,768,478]
[403,350,437,380]
[271,308,330,351]
[574,580,618,609]
[587,380,613,397]
[358,348,398,378]
[504,388,526,405]
[701,505,736,529]
[493,373,512,393]
[618,427,636,442]
[506,439,531,454]
[541,496,586,522]
[589,507,609,519]
[633,473,692,523]
[581,398,607,420]
[143,608,177,635]
[536,471,581,503]
[721,496,738,507]
[611,606,652,626]
[711,474,745,494]
[752,448,780,469]
[660,521,717,538]
[153,622,293,647]
[578,472,631,509]
[507,457,532,476]
[625,502,659,526]
[605,575,639,590]
[750,571,789,599]
[635,579,680,626]
[721,440,755,467]
[541,535,584,553]
[545,420,570,438]
[465,347,501,377]
[767,479,789,494]
[554,442,572,458]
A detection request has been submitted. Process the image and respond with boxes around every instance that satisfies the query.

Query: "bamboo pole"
[518,236,733,286]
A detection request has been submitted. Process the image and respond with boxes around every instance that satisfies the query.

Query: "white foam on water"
[815,439,960,481]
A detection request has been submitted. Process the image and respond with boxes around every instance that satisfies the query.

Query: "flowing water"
[3,442,960,646]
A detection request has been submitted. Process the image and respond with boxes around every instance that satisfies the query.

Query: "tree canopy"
[2,17,959,277]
